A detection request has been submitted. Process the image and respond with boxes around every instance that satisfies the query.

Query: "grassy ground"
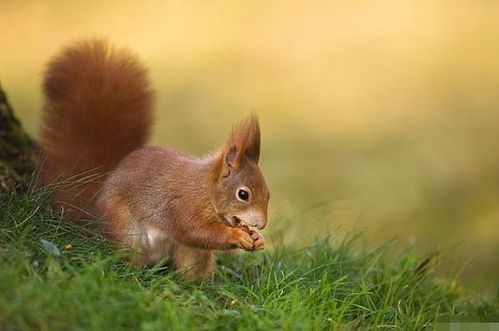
[0,189,497,331]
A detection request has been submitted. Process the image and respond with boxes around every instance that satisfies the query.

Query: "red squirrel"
[38,39,270,277]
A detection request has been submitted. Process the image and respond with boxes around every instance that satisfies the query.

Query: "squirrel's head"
[212,116,270,230]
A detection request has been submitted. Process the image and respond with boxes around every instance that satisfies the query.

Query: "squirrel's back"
[39,39,154,218]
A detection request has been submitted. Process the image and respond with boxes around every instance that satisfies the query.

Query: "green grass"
[0,189,497,331]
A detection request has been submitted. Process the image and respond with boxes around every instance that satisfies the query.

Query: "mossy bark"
[0,86,38,200]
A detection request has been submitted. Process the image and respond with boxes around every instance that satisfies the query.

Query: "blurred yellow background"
[1,0,498,292]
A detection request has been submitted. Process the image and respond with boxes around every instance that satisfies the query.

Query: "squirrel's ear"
[224,144,244,171]
[243,115,260,164]
[222,115,261,171]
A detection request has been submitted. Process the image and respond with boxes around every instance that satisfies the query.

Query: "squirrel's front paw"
[238,225,265,251]
[249,230,265,251]
[232,229,255,251]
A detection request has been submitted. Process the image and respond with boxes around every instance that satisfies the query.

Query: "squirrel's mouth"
[232,215,259,229]
[218,211,262,229]
[218,214,255,229]
[232,216,242,227]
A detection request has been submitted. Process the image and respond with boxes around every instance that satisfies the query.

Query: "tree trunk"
[0,86,38,200]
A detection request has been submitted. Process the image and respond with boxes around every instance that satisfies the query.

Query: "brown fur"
[39,39,269,277]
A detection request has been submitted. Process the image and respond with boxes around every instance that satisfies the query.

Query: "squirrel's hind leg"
[98,193,173,267]
[171,244,216,278]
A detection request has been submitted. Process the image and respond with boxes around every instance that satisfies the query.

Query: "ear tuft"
[241,114,261,163]
[222,115,261,170]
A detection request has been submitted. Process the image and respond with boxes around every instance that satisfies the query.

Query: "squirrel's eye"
[237,188,250,202]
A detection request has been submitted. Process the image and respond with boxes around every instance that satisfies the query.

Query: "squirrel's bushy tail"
[39,39,154,218]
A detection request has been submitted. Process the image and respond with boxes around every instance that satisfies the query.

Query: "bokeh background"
[1,0,498,293]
